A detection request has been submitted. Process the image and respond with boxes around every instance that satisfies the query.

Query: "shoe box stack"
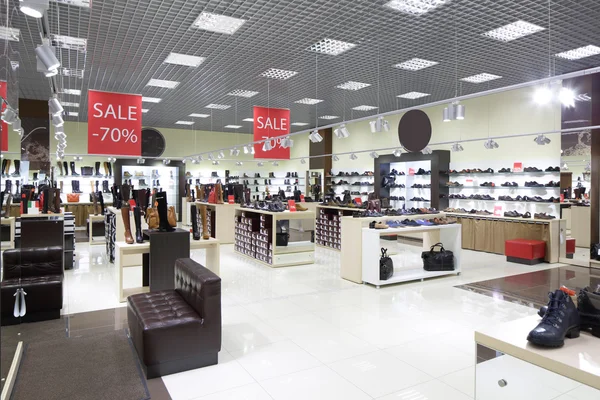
[235,211,273,264]
[315,208,344,250]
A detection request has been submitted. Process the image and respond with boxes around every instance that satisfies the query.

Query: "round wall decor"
[141,128,166,158]
[398,110,432,153]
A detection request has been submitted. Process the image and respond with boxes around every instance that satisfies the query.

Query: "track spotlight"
[212,160,220,165]
[35,43,60,72]
[369,151,379,159]
[421,147,433,155]
[230,147,240,156]
[534,134,551,145]
[257,162,264,167]
[208,153,214,161]
[443,107,451,122]
[243,145,251,154]
[533,86,553,105]
[393,148,402,157]
[559,87,575,108]
[108,157,117,162]
[332,155,340,161]
[309,130,323,143]
[137,158,146,164]
[334,124,350,139]
[20,0,48,18]
[370,116,389,133]
[56,153,63,160]
[1,106,17,124]
[300,158,306,164]
[561,163,568,171]
[54,131,66,140]
[451,143,464,152]
[217,150,225,159]
[443,103,464,121]
[163,159,171,165]
[182,158,188,164]
[48,97,63,115]
[455,104,465,120]
[280,136,294,148]
[350,153,358,160]
[272,161,279,166]
[52,113,64,127]
[73,156,82,161]
[236,161,243,166]
[192,158,200,164]
[262,140,273,152]
[484,139,499,149]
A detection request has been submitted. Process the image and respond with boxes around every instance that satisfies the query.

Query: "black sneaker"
[527,290,580,347]
[578,287,600,338]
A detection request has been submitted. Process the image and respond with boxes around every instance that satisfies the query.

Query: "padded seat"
[505,239,546,265]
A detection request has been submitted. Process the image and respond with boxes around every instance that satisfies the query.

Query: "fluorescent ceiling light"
[0,27,20,42]
[205,104,231,110]
[291,122,308,126]
[142,96,162,103]
[295,98,323,105]
[319,115,339,120]
[555,45,600,60]
[52,0,90,7]
[61,89,81,95]
[227,89,259,98]
[336,81,371,91]
[308,38,356,55]
[147,78,180,89]
[189,113,210,118]
[164,52,205,67]
[192,12,246,35]
[50,34,87,51]
[142,109,149,113]
[224,125,242,129]
[384,0,451,15]
[242,118,254,122]
[61,68,84,78]
[392,58,438,70]
[482,20,545,42]
[461,73,502,83]
[175,121,195,125]
[352,105,378,111]
[62,102,79,107]
[260,68,298,80]
[397,91,430,99]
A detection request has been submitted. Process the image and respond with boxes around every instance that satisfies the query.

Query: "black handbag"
[379,248,394,280]
[591,243,600,261]
[422,242,455,271]
[81,166,94,176]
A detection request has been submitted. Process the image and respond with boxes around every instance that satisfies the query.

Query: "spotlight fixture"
[442,103,465,121]
[192,158,200,164]
[52,114,64,127]
[163,159,171,165]
[369,151,379,159]
[182,158,188,164]
[20,0,49,18]
[280,136,294,148]
[217,150,225,159]
[56,153,63,160]
[73,156,82,161]
[332,155,340,162]
[559,87,575,108]
[484,139,499,149]
[533,86,553,105]
[212,160,220,165]
[561,163,568,171]
[236,161,243,166]
[421,147,433,155]
[309,130,323,143]
[455,104,465,120]
[534,134,551,145]
[35,43,60,73]
[334,124,350,139]
[393,148,402,157]
[369,116,390,133]
[300,158,306,164]
[1,107,17,124]
[11,117,21,132]
[48,97,63,115]
[137,158,146,164]
[107,157,117,162]
[272,161,279,167]
[198,155,204,161]
[262,140,273,152]
[230,147,240,156]
[451,143,464,152]
[208,153,214,161]
[257,162,264,167]
[350,153,358,160]
[243,145,250,154]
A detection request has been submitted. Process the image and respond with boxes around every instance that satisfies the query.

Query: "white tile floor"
[63,241,600,399]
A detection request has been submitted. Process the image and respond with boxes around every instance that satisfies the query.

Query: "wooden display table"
[362,224,461,287]
[475,315,600,398]
[1,217,15,249]
[116,237,220,302]
[196,202,238,244]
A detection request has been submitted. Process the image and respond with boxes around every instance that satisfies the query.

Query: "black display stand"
[143,228,190,292]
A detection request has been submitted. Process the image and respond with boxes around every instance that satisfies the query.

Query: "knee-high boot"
[190,204,200,240]
[200,205,210,239]
[156,191,174,232]
[133,206,143,243]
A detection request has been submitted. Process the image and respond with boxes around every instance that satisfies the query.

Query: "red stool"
[566,238,576,259]
[505,239,546,265]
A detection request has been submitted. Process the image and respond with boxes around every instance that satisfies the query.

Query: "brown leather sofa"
[1,246,64,325]
[127,258,222,378]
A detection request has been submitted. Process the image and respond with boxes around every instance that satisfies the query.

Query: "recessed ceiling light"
[50,34,87,51]
[308,38,356,56]
[52,0,90,7]
[295,98,323,105]
[397,91,430,99]
[291,122,309,126]
[352,105,378,111]
[142,97,162,103]
[164,52,205,67]
[189,113,210,118]
[61,89,81,95]
[227,89,259,98]
[242,118,254,122]
[260,68,298,80]
[482,20,545,42]
[392,58,438,70]
[384,0,451,15]
[224,125,242,129]
[555,45,600,60]
[461,73,502,83]
[0,27,20,42]
[205,104,231,110]
[147,79,180,89]
[192,12,246,35]
[67,111,79,117]
[61,68,84,78]
[319,115,340,120]
[175,121,194,125]
[62,102,79,107]
[142,109,149,113]
[336,81,371,91]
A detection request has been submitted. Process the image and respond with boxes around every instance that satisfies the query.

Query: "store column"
[591,73,600,245]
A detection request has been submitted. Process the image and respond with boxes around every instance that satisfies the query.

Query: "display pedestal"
[1,217,15,249]
[144,228,190,292]
[196,202,238,244]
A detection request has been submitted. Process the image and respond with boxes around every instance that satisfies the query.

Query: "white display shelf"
[448,186,560,190]
[449,198,559,204]
[449,171,560,176]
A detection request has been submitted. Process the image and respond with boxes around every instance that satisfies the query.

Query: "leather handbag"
[379,248,394,280]
[591,243,600,261]
[422,243,455,271]
[66,193,80,203]
[145,207,159,229]
[81,166,94,176]
[167,206,177,227]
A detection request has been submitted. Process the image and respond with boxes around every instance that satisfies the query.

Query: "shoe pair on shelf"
[498,168,512,173]
[544,166,560,172]
[369,221,389,229]
[534,212,556,219]
[480,182,495,187]
[501,182,518,187]
[446,181,463,187]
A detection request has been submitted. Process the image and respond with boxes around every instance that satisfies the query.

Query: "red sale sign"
[1,81,7,152]
[253,106,290,159]
[88,90,142,156]
[287,200,297,212]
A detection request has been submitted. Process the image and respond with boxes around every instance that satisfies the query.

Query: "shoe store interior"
[1,1,600,399]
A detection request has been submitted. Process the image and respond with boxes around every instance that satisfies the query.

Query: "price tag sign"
[354,197,362,205]
[300,194,305,203]
[513,162,523,173]
[560,194,564,202]
[288,200,296,212]
[88,90,142,156]
[408,168,415,176]
[494,205,503,216]
[228,195,235,204]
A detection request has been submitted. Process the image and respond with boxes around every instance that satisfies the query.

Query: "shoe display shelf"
[326,171,374,201]
[340,212,446,283]
[561,204,591,249]
[0,216,15,249]
[475,315,599,398]
[444,211,564,263]
[105,206,149,266]
[121,164,180,213]
[315,205,356,251]
[362,223,461,287]
[191,201,238,244]
[234,208,316,267]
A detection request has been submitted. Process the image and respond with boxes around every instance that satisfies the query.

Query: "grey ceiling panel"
[4,0,600,134]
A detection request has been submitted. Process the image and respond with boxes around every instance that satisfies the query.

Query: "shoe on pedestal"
[527,289,580,347]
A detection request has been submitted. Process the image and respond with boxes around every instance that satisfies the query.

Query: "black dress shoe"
[527,290,580,347]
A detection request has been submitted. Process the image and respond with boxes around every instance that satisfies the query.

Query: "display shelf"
[449,198,559,204]
[447,186,560,190]
[326,174,375,178]
[195,201,238,244]
[449,171,560,176]
[315,205,355,251]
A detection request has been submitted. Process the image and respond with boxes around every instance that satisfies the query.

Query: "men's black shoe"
[578,287,600,338]
[527,289,580,347]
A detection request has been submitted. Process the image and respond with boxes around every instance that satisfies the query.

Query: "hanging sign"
[0,81,7,152]
[253,106,290,160]
[88,90,142,156]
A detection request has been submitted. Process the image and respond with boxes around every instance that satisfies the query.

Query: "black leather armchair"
[127,258,222,378]
[1,246,64,325]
